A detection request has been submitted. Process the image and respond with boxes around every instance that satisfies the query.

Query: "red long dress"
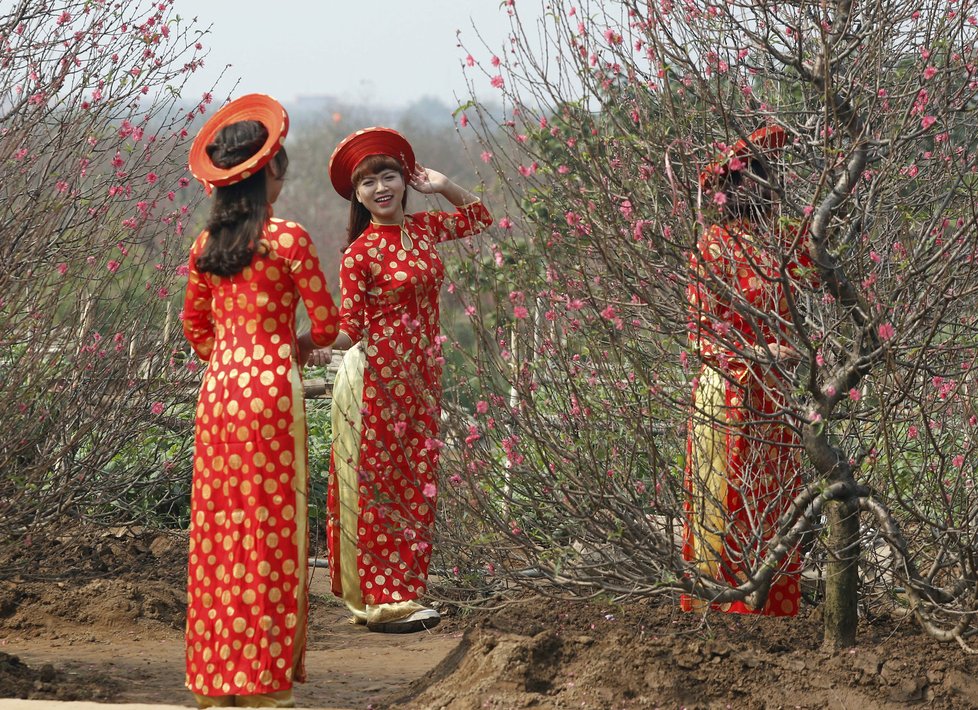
[183,217,339,697]
[682,221,814,616]
[327,203,492,607]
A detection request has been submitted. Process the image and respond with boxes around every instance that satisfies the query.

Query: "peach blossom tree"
[437,0,978,649]
[0,0,214,574]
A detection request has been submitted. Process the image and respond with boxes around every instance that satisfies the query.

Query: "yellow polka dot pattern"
[182,217,339,695]
[326,203,492,605]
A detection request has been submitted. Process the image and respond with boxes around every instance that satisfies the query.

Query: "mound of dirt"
[0,650,119,702]
[392,598,978,709]
[0,528,188,640]
[4,525,978,709]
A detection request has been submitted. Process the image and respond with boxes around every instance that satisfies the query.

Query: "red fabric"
[328,127,415,200]
[327,203,492,604]
[188,94,289,190]
[682,221,815,616]
[183,218,338,695]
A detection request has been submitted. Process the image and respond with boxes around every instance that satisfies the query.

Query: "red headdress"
[328,127,415,200]
[699,125,786,190]
[188,94,289,194]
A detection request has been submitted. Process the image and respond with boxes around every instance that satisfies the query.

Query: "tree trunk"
[822,496,860,648]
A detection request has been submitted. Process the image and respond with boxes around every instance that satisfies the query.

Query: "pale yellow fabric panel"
[193,689,294,708]
[288,362,308,680]
[331,345,366,614]
[689,366,728,579]
[365,599,427,624]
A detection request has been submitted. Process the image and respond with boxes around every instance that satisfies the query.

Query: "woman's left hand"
[409,164,449,194]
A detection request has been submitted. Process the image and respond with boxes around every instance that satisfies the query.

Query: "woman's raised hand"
[408,164,449,194]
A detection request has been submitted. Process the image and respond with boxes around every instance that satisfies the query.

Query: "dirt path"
[0,570,459,709]
[5,534,978,709]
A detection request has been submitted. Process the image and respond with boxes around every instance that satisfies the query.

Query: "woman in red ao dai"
[312,127,492,632]
[183,94,339,706]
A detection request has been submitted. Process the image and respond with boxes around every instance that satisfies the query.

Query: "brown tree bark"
[822,496,860,649]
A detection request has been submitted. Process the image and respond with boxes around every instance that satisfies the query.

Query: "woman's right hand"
[306,347,333,368]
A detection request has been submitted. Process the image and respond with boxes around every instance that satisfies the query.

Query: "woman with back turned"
[182,94,339,707]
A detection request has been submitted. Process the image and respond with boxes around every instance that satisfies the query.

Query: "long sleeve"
[687,226,730,365]
[416,201,493,243]
[337,244,370,343]
[281,224,339,347]
[182,234,215,361]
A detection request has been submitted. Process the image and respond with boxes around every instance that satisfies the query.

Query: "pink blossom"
[491,55,501,67]
[908,425,919,439]
[953,454,965,468]
[601,305,617,320]
[150,401,164,415]
[107,260,120,273]
[465,54,475,67]
[490,75,504,89]
[394,421,407,437]
[57,11,71,25]
[498,217,513,229]
[424,437,445,451]
[480,151,493,163]
[146,172,158,184]
[557,165,570,174]
[848,388,861,401]
[923,65,937,80]
[459,114,469,127]
[713,191,727,206]
[513,305,529,319]
[877,322,896,341]
[921,115,937,130]
[56,263,68,276]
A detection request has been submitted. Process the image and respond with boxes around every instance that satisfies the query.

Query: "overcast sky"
[178,1,535,109]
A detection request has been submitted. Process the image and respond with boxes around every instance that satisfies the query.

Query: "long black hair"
[195,120,289,276]
[345,154,408,246]
[718,157,775,224]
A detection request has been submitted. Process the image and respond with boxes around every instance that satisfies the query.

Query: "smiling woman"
[348,154,410,240]
[308,126,492,634]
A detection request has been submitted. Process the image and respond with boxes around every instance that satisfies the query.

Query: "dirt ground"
[2,529,978,709]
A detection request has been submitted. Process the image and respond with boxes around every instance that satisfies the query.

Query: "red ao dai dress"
[327,202,492,611]
[682,221,815,616]
[182,217,339,698]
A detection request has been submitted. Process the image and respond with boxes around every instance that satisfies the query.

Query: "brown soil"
[1,528,978,709]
